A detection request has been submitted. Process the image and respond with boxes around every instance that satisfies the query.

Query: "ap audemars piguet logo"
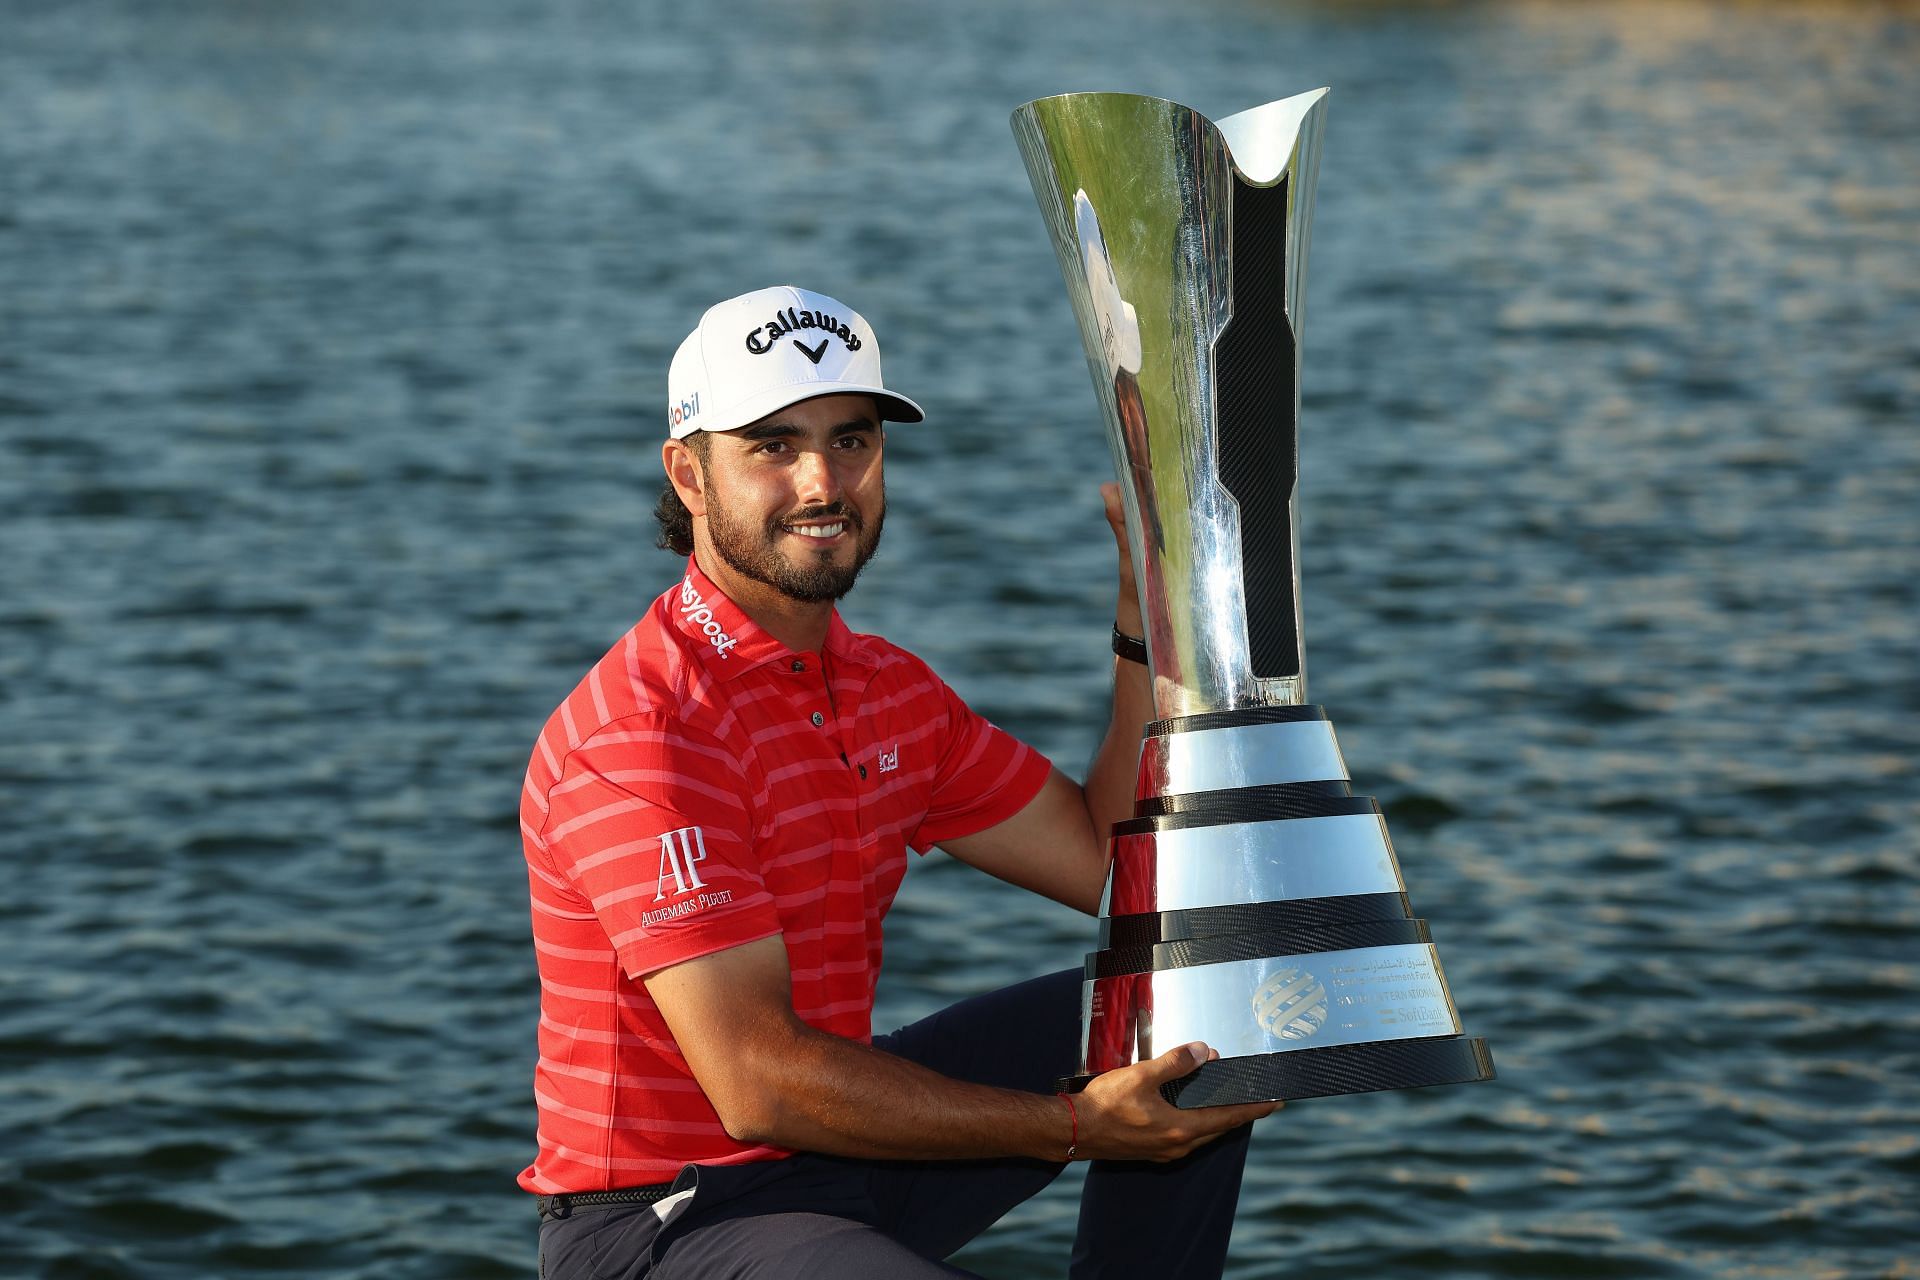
[642,826,733,928]
[653,826,708,901]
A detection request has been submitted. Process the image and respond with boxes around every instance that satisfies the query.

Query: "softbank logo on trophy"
[1012,91,1494,1106]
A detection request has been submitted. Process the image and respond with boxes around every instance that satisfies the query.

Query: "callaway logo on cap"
[665,285,926,439]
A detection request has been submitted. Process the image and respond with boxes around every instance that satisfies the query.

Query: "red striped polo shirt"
[517,558,1051,1194]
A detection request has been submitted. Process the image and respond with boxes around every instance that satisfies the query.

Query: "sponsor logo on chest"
[876,742,899,773]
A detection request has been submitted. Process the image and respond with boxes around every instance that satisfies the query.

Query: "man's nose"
[793,448,842,505]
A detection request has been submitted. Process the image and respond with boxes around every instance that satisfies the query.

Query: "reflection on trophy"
[1012,91,1495,1107]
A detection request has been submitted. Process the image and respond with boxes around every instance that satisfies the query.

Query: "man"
[519,285,1278,1278]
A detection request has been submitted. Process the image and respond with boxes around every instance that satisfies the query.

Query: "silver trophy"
[1011,90,1494,1107]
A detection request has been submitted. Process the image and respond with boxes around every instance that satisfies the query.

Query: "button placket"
[805,659,862,841]
[791,655,831,732]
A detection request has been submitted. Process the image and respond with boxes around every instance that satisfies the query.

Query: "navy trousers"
[537,968,1254,1279]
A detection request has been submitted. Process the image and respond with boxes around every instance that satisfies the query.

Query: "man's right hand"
[1072,1042,1283,1163]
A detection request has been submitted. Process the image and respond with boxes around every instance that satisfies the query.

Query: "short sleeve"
[537,717,782,979]
[907,678,1052,853]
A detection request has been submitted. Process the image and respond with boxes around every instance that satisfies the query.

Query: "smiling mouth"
[783,520,847,541]
[778,505,857,542]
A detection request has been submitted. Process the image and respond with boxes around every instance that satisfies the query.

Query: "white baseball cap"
[665,285,926,439]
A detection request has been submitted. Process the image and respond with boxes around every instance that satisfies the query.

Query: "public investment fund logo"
[1252,966,1328,1042]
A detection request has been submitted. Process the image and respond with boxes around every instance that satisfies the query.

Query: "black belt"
[537,1182,679,1220]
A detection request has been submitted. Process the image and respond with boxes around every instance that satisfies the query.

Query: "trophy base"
[1058,1036,1495,1109]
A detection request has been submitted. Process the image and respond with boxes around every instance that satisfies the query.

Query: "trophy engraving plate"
[1082,945,1462,1072]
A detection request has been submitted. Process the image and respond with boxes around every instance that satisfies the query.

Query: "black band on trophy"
[1114,796,1378,835]
[1143,705,1330,736]
[1215,173,1302,682]
[1098,893,1417,948]
[1057,1037,1496,1104]
[1125,783,1372,825]
[1086,919,1434,979]
[1158,1037,1497,1108]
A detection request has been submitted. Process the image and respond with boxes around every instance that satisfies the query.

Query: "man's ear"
[662,439,707,518]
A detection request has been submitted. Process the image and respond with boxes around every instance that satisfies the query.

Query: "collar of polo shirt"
[670,557,877,680]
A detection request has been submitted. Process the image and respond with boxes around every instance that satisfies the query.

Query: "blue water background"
[3,0,1917,1275]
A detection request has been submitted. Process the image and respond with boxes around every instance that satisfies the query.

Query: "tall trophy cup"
[1011,91,1494,1107]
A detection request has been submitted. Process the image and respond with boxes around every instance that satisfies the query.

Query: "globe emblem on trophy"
[1252,968,1328,1042]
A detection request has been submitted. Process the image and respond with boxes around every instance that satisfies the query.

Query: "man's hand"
[1074,1042,1283,1162]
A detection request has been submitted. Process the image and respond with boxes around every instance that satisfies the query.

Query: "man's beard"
[705,492,885,605]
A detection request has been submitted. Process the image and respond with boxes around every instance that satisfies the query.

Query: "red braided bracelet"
[1056,1091,1078,1161]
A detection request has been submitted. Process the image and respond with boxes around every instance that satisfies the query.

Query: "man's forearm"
[651,922,1278,1168]
[1083,483,1155,842]
[718,1016,1070,1162]
[1082,650,1155,844]
[720,1011,1273,1168]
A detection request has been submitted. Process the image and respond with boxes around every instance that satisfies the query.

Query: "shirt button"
[857,764,868,780]
[811,711,825,727]
[791,659,806,672]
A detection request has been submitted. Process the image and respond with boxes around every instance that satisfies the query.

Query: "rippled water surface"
[3,1,1917,1276]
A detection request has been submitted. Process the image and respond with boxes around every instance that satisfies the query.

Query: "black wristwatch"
[1111,625,1148,665]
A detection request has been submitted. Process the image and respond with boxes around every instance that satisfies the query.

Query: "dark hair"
[653,433,708,556]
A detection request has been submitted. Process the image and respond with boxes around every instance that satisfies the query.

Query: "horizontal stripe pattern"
[518,557,1050,1193]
